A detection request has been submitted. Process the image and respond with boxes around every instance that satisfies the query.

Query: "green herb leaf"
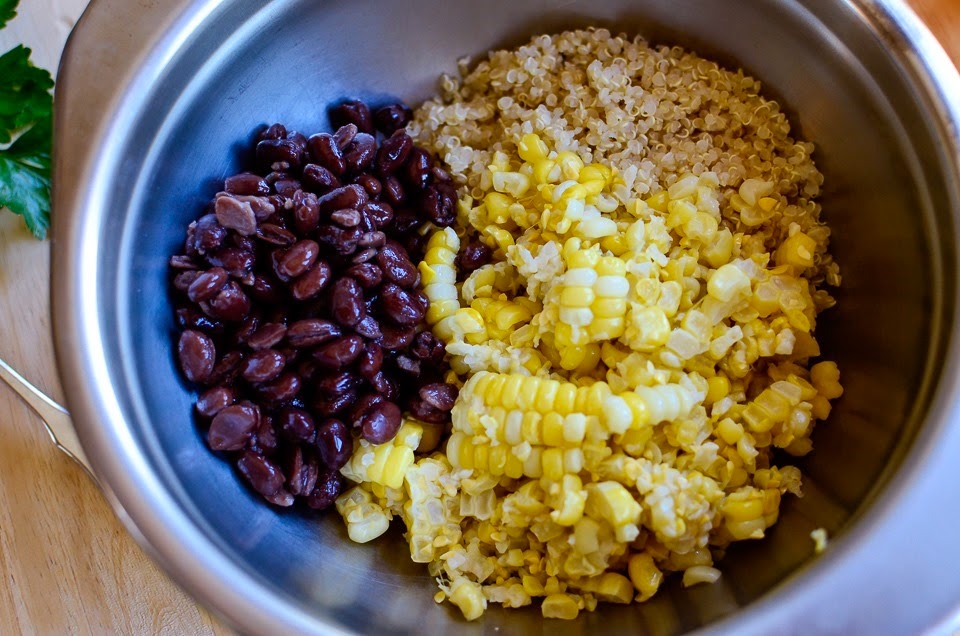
[0,42,53,239]
[0,0,16,30]
[0,115,50,238]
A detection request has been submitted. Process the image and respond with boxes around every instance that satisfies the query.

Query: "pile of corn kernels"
[334,28,843,621]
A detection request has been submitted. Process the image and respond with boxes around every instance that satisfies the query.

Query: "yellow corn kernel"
[523,575,546,597]
[645,191,669,212]
[628,554,663,602]
[705,375,730,405]
[716,418,744,445]
[484,192,514,224]
[708,263,752,302]
[542,448,565,480]
[585,481,642,542]
[702,228,735,268]
[550,475,587,526]
[449,579,487,621]
[541,593,580,620]
[493,171,532,198]
[556,151,585,180]
[810,361,843,399]
[518,133,549,163]
[775,231,817,268]
[594,572,634,604]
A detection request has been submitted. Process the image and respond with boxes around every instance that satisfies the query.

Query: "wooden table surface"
[1,1,958,634]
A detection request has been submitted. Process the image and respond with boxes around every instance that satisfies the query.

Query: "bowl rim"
[50,0,960,633]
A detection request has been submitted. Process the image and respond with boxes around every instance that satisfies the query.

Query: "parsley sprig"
[0,0,54,239]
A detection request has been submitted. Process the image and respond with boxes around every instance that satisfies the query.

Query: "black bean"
[380,283,425,325]
[404,147,434,191]
[176,306,224,335]
[264,489,295,507]
[349,393,385,427]
[360,401,402,444]
[170,254,199,270]
[306,470,342,510]
[375,132,413,176]
[237,450,285,497]
[235,194,277,221]
[354,174,381,198]
[247,323,287,351]
[215,194,257,236]
[358,230,386,248]
[187,267,229,303]
[191,214,228,254]
[306,133,346,176]
[287,131,308,153]
[358,342,383,380]
[290,449,320,497]
[395,355,421,377]
[420,183,456,227]
[207,247,254,279]
[253,415,278,455]
[392,208,421,235]
[345,262,383,289]
[333,123,358,150]
[287,319,342,348]
[313,335,364,369]
[196,386,235,417]
[178,330,216,383]
[254,372,301,403]
[208,403,259,451]
[330,277,365,328]
[315,419,353,471]
[242,349,286,384]
[344,133,377,174]
[373,103,412,136]
[378,323,416,350]
[273,178,302,198]
[369,371,397,399]
[382,176,406,206]
[330,100,374,135]
[233,314,261,347]
[377,244,418,288]
[275,240,319,279]
[317,184,368,216]
[457,241,493,273]
[258,123,287,142]
[291,261,333,301]
[411,331,445,364]
[350,249,375,266]
[208,350,245,386]
[331,208,362,228]
[173,270,201,295]
[316,224,360,256]
[408,396,448,424]
[250,275,285,303]
[254,224,292,247]
[207,281,252,322]
[293,193,321,234]
[302,163,342,195]
[225,173,270,196]
[279,407,316,444]
[313,389,358,417]
[419,383,458,411]
[257,138,302,172]
[317,371,362,396]
[361,201,394,230]
[354,315,382,340]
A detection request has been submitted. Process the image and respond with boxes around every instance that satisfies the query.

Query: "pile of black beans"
[169,100,459,509]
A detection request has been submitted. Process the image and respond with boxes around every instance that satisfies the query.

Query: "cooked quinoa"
[335,28,843,621]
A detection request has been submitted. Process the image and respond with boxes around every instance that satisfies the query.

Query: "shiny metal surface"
[0,357,95,481]
[51,0,960,633]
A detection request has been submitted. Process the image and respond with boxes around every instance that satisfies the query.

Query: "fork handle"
[0,357,97,483]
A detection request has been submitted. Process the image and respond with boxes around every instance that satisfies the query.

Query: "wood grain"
[0,1,957,634]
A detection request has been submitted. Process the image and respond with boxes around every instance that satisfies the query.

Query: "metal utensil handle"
[0,357,97,481]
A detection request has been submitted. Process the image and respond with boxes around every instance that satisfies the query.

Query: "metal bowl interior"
[52,0,960,634]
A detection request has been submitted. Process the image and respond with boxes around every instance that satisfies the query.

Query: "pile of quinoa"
[408,27,840,290]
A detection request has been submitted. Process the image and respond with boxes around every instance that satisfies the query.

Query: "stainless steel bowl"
[51,0,960,633]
